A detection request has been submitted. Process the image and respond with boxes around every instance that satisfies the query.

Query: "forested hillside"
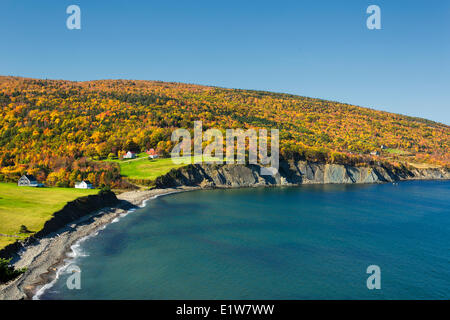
[0,76,448,188]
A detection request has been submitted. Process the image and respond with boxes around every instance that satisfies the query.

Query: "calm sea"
[39,181,450,299]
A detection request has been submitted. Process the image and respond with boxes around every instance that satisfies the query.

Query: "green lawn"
[0,183,98,249]
[0,237,15,250]
[103,156,222,181]
[385,148,408,155]
[116,158,187,180]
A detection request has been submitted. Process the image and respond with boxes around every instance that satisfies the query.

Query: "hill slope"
[0,76,448,187]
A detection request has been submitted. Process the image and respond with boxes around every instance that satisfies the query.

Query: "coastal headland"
[0,160,449,300]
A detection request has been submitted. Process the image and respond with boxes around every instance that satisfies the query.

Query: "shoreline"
[1,176,449,300]
[0,186,200,300]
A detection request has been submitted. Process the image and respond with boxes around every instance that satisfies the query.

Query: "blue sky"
[0,0,449,124]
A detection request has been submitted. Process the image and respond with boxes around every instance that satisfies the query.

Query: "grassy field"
[103,155,222,181]
[103,154,187,180]
[384,148,409,155]
[0,237,15,250]
[0,183,98,249]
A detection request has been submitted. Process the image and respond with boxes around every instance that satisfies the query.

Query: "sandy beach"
[0,187,199,300]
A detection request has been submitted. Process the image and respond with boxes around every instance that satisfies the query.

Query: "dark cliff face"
[33,191,118,239]
[155,160,450,189]
[0,191,118,259]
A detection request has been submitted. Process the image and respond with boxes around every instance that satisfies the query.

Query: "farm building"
[75,180,94,189]
[146,148,159,159]
[123,151,137,159]
[18,175,39,187]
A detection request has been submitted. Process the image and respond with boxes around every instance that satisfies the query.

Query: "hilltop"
[0,76,448,187]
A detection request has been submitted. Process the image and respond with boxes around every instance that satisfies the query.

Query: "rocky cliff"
[155,160,450,189]
[0,191,119,259]
[33,191,119,238]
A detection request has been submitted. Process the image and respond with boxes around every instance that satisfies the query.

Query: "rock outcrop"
[155,160,450,189]
[0,191,119,259]
[33,191,118,239]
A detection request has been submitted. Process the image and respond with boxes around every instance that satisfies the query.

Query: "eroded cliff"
[155,160,450,189]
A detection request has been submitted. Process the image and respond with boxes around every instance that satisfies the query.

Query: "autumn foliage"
[0,76,448,187]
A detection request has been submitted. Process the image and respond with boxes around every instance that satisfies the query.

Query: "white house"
[75,180,94,189]
[18,175,39,187]
[123,151,137,159]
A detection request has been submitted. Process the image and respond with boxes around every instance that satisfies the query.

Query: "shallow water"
[40,181,450,299]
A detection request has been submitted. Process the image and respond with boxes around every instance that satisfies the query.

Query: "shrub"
[19,225,30,234]
[99,185,111,195]
[0,258,26,284]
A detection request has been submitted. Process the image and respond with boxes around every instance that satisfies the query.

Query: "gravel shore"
[0,187,198,300]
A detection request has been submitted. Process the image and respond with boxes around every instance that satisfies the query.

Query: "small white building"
[123,151,137,159]
[18,175,39,187]
[75,180,94,189]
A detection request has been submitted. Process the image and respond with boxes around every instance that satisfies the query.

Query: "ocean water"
[39,181,450,300]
